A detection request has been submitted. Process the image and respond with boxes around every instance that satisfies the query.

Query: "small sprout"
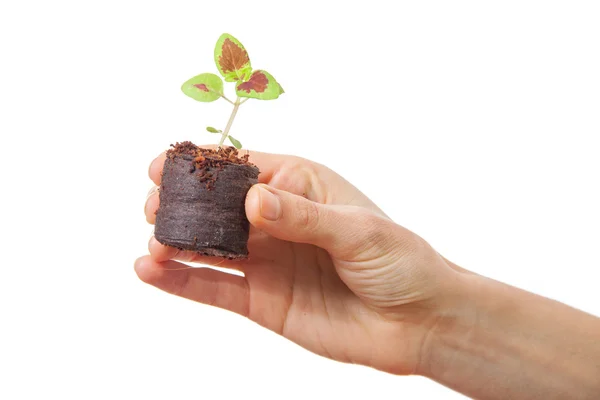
[182,33,283,149]
[228,136,242,149]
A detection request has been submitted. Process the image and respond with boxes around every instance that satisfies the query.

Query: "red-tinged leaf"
[236,70,283,100]
[214,34,252,82]
[238,71,269,93]
[181,73,223,102]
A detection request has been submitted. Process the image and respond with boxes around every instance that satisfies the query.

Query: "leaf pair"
[182,33,284,102]
[206,127,242,149]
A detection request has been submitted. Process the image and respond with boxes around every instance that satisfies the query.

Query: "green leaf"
[206,126,222,133]
[181,73,223,102]
[228,135,242,149]
[214,33,252,82]
[236,70,283,100]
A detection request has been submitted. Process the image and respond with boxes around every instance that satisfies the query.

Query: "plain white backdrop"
[1,1,599,399]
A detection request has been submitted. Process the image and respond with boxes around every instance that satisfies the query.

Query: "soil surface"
[166,141,254,190]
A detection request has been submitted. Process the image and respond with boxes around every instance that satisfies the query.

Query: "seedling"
[154,33,283,259]
[180,33,284,149]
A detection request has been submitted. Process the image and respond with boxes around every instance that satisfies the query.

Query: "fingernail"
[146,186,158,199]
[258,186,281,221]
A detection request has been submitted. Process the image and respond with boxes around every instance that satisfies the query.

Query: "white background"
[1,1,599,399]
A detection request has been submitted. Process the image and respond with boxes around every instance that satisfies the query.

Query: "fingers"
[245,184,393,260]
[149,153,166,186]
[145,189,159,224]
[147,236,246,272]
[134,256,250,317]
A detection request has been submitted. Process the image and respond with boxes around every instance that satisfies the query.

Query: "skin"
[137,148,600,399]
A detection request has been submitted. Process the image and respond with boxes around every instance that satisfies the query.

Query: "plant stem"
[221,94,235,105]
[218,97,241,148]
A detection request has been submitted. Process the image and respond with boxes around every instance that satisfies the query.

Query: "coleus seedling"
[181,33,284,149]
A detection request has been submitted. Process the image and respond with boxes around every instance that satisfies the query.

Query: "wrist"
[420,272,482,373]
[415,270,480,379]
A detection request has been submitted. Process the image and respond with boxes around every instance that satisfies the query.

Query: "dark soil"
[154,142,259,259]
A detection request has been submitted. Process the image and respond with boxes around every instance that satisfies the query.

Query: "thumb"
[245,184,393,258]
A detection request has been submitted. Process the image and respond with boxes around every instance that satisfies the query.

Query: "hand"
[137,148,463,375]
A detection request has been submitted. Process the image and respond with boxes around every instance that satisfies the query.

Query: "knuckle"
[360,213,392,245]
[294,198,320,232]
[339,209,420,260]
[272,158,327,203]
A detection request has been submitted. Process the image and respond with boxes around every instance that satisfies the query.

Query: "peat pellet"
[154,142,259,259]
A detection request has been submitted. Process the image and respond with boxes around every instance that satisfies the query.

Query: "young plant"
[181,33,284,149]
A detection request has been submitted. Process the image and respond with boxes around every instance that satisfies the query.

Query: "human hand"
[137,148,464,375]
